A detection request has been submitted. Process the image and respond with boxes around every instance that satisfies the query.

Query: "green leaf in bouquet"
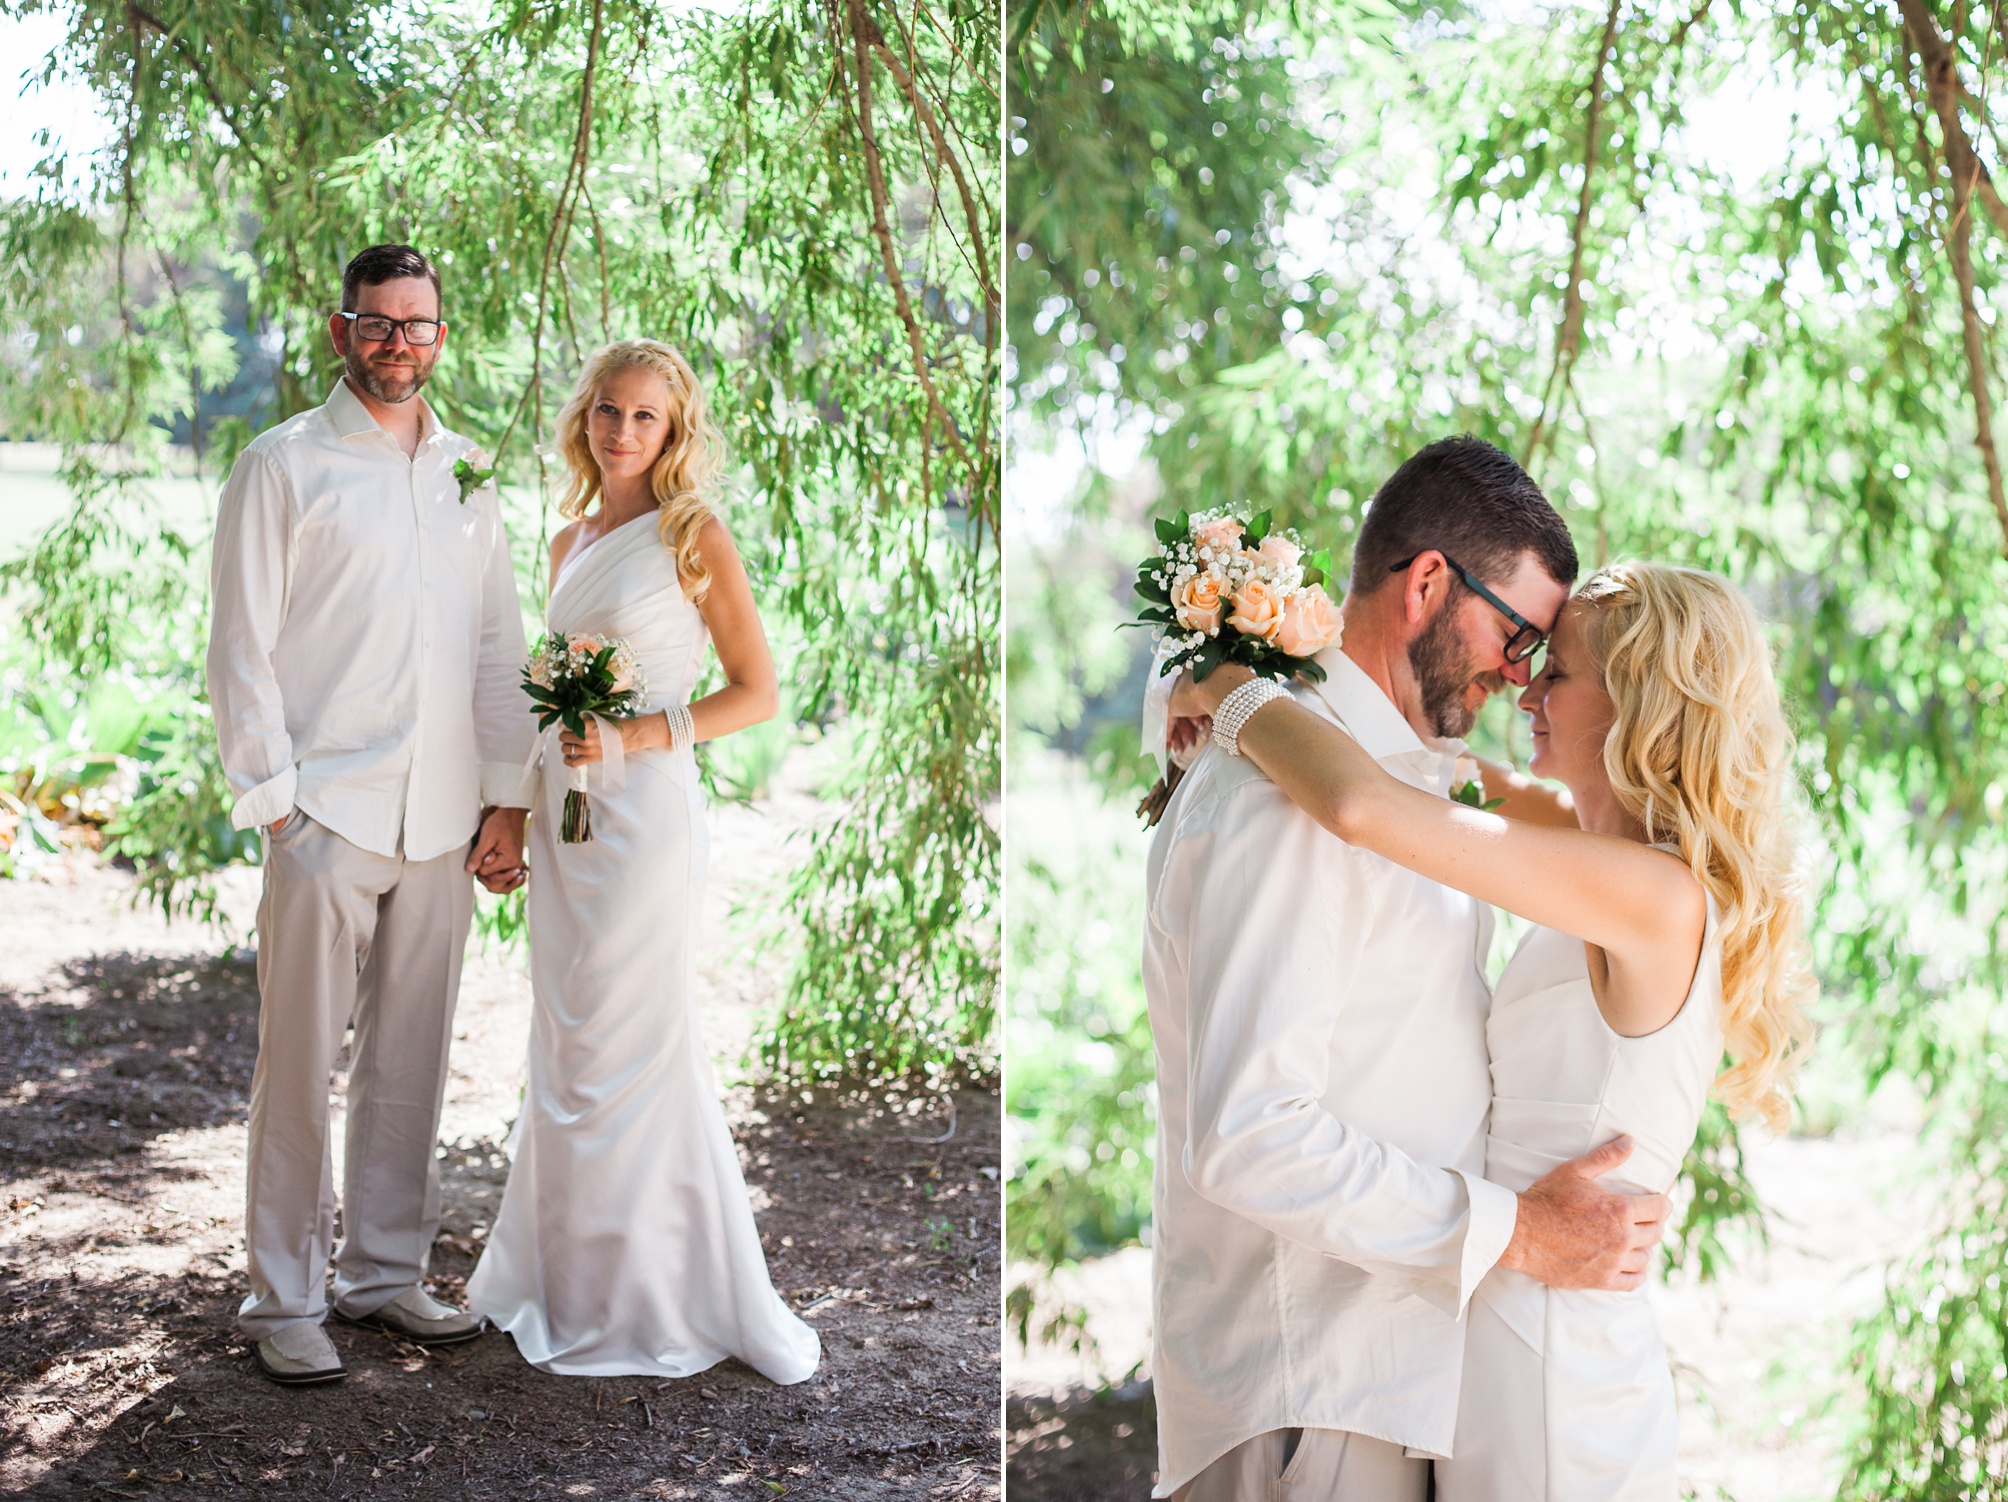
[1296,658,1329,684]
[1154,515,1180,545]
[1192,637,1228,680]
[1246,510,1271,543]
[1306,547,1334,581]
[563,708,586,737]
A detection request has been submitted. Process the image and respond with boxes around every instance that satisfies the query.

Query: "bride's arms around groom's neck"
[1179,666,1706,1040]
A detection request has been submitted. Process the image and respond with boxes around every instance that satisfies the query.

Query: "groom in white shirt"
[1144,437,1672,1499]
[207,245,535,1385]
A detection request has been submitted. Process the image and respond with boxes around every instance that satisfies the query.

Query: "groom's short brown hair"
[1349,436,1577,594]
[341,244,442,315]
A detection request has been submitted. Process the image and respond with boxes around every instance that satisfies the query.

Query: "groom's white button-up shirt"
[1142,646,1520,1496]
[206,379,536,863]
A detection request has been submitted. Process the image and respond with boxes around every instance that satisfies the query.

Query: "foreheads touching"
[1347,436,1578,736]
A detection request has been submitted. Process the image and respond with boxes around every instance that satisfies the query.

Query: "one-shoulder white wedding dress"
[466,513,820,1384]
[1435,877,1723,1501]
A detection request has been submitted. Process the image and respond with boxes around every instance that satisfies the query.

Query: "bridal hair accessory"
[521,632,648,842]
[1134,508,1343,824]
[454,447,497,505]
[1212,677,1293,758]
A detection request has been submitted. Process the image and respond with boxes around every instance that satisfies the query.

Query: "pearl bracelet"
[1211,675,1292,757]
[665,703,695,754]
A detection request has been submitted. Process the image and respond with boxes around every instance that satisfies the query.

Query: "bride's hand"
[561,717,658,765]
[559,720,606,766]
[1165,664,1257,754]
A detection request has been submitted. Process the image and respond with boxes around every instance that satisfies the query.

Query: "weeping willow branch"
[1901,0,2008,552]
[1898,0,2008,242]
[1524,0,1622,472]
[867,7,998,339]
[843,0,976,479]
[497,0,605,466]
[126,3,276,180]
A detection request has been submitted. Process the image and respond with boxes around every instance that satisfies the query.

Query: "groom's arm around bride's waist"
[1161,768,1668,1309]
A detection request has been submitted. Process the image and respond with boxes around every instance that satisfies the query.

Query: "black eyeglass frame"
[1389,551,1547,664]
[339,311,444,346]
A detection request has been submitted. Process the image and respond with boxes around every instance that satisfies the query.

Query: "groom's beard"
[1409,605,1505,739]
[344,342,437,405]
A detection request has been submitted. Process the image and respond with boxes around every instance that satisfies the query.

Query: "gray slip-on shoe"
[253,1322,348,1385]
[334,1286,484,1346]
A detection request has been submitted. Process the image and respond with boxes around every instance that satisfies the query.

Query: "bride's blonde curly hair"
[1575,561,1817,1132]
[554,340,724,605]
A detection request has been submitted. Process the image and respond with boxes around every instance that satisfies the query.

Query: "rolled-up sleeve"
[206,449,298,831]
[473,500,536,808]
[1179,774,1512,1316]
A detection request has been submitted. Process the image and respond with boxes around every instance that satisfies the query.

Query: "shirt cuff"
[1451,1168,1520,1315]
[228,764,297,831]
[480,759,536,810]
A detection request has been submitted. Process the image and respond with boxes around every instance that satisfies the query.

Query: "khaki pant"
[1174,1428,1431,1502]
[237,812,473,1339]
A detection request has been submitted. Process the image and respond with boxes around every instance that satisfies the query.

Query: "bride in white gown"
[465,339,819,1385]
[1174,560,1815,1498]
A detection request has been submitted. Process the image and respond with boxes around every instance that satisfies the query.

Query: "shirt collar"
[1306,646,1467,765]
[324,377,439,448]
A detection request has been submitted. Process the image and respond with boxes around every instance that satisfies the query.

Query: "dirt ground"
[0,775,1001,1500]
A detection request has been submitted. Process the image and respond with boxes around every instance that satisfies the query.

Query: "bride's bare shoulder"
[549,518,587,576]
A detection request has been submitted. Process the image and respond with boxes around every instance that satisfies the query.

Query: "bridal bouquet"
[522,632,647,843]
[1132,508,1344,826]
[1134,508,1343,682]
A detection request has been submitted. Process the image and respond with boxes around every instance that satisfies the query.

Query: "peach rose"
[1192,516,1246,555]
[1258,534,1302,570]
[1227,576,1287,642]
[1173,571,1226,635]
[567,633,597,657]
[1274,587,1341,657]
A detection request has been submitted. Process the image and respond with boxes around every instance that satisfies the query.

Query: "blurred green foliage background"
[1006,1,2008,1493]
[0,0,1000,1088]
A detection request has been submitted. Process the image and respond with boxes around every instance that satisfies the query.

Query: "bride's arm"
[1473,755,1578,829]
[680,518,780,743]
[570,519,779,759]
[1180,664,1704,1002]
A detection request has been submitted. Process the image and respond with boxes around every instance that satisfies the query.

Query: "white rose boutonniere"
[1450,754,1505,811]
[454,446,497,505]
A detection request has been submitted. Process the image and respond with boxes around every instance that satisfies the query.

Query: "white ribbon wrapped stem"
[1140,631,1205,777]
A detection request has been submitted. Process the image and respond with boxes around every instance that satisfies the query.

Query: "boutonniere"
[453,447,497,505]
[1450,754,1505,812]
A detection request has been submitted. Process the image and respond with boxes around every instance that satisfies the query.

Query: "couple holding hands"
[205,243,819,1390]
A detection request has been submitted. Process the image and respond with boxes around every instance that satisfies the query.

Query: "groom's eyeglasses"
[341,312,442,346]
[1389,552,1547,664]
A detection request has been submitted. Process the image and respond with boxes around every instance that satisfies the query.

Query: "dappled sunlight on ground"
[0,757,1000,1498]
